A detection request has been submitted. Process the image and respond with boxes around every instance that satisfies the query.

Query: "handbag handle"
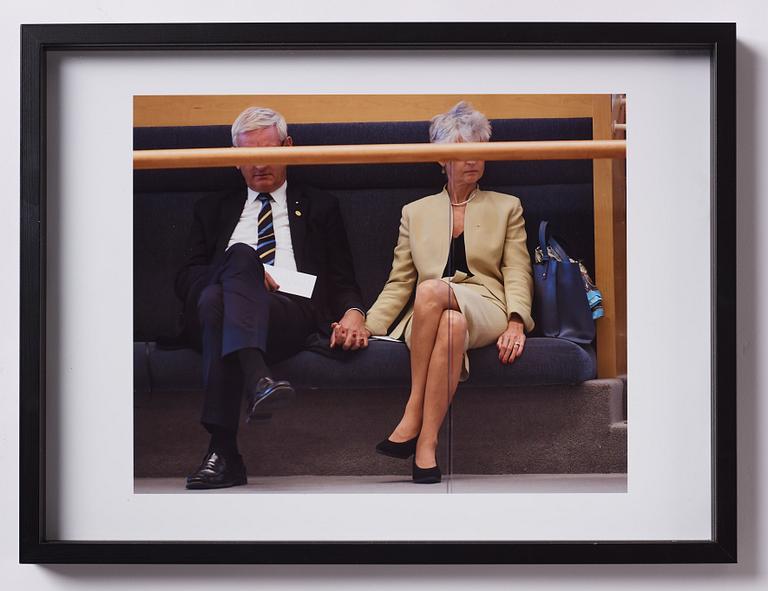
[537,221,572,263]
[538,221,551,261]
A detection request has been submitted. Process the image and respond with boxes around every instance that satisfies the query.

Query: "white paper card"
[265,265,316,298]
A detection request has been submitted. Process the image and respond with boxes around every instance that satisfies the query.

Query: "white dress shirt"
[226,182,365,320]
[227,181,297,270]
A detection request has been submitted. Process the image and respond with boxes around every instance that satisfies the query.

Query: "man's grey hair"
[231,106,289,146]
[429,101,492,144]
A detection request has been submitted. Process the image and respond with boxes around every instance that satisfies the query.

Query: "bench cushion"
[137,338,595,393]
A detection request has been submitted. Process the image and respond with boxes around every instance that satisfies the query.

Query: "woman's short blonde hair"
[429,101,492,144]
[231,106,289,146]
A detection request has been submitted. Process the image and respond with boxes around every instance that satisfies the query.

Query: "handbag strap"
[538,220,573,263]
[538,221,551,262]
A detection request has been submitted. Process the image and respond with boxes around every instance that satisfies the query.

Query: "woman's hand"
[497,314,526,364]
[330,309,370,350]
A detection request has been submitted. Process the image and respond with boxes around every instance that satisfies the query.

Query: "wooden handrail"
[133,140,626,170]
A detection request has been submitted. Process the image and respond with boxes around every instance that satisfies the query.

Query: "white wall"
[0,0,763,589]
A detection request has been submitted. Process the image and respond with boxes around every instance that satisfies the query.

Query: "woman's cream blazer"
[365,188,534,339]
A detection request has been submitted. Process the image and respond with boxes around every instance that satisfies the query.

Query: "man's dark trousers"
[188,243,315,431]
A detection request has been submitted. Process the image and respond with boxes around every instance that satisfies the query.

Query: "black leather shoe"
[185,451,247,490]
[375,435,418,459]
[412,459,442,484]
[246,377,296,423]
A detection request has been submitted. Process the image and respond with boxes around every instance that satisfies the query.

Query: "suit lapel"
[463,190,479,272]
[463,189,492,274]
[437,190,452,277]
[286,184,307,271]
[420,190,451,279]
[215,189,248,257]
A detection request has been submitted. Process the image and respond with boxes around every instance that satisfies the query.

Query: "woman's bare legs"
[388,279,459,442]
[415,309,467,468]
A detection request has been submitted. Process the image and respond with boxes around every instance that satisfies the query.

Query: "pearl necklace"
[449,186,479,207]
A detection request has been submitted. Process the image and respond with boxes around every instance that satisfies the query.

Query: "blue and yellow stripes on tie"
[256,193,276,265]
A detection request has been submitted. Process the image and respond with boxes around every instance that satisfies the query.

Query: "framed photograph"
[20,22,736,564]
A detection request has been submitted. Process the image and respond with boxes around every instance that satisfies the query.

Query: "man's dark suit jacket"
[175,183,364,345]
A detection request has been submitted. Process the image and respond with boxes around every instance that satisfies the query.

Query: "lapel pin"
[295,210,302,217]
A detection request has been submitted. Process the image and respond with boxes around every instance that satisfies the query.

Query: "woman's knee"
[437,310,468,343]
[197,284,223,324]
[414,279,448,311]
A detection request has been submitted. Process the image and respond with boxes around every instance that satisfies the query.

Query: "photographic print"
[132,93,628,495]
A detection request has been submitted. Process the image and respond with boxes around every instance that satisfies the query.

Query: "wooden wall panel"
[612,157,628,377]
[592,95,627,378]
[133,94,595,127]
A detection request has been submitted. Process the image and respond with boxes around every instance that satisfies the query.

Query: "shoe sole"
[246,385,295,422]
[412,476,442,484]
[185,476,247,490]
[375,447,414,460]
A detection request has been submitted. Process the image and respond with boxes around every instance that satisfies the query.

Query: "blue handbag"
[532,221,596,344]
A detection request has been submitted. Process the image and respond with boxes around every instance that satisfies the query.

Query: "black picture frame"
[20,22,736,564]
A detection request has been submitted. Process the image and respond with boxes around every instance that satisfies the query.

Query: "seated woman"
[362,102,535,484]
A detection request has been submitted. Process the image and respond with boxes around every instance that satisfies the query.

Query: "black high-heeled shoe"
[412,459,442,484]
[375,435,418,459]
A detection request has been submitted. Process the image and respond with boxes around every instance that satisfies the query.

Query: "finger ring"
[513,342,520,348]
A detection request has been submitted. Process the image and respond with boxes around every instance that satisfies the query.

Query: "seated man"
[175,106,366,489]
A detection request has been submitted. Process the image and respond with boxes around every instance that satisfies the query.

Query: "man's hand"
[264,270,280,292]
[330,309,369,350]
[497,314,526,364]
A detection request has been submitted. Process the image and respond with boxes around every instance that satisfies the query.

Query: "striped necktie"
[254,192,276,265]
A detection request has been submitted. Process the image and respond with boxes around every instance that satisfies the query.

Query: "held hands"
[264,270,280,292]
[330,309,369,351]
[497,314,526,364]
